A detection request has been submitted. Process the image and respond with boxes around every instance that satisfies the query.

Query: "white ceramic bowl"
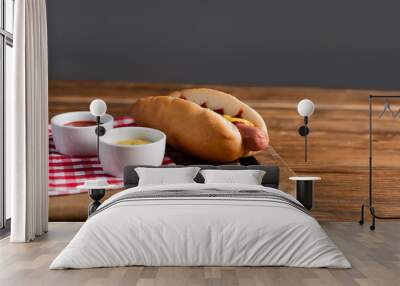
[99,127,166,177]
[51,111,114,156]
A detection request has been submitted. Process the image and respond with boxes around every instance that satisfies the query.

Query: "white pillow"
[135,167,201,186]
[200,169,266,185]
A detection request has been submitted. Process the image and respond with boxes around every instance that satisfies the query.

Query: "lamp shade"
[90,99,107,117]
[297,99,315,117]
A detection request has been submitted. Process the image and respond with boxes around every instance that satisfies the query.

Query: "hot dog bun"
[131,88,269,162]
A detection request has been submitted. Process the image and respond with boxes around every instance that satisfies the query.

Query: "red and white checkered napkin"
[48,116,174,196]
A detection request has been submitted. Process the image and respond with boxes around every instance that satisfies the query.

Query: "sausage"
[235,123,269,151]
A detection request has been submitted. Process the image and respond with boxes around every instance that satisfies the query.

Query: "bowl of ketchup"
[51,111,114,156]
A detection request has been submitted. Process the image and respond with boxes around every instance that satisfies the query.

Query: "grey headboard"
[123,165,279,189]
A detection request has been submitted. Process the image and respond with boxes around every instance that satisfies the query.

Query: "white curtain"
[8,0,49,242]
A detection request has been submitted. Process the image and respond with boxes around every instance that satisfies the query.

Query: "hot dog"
[235,123,269,151]
[131,88,269,162]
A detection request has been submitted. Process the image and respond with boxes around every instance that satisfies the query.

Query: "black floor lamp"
[297,99,315,162]
[86,99,108,215]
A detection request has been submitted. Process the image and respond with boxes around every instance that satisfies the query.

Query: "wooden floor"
[1,222,399,286]
[49,81,400,221]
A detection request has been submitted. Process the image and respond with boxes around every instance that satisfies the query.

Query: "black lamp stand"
[298,116,310,162]
[94,116,106,162]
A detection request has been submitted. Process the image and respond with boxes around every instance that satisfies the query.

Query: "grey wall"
[47,0,400,89]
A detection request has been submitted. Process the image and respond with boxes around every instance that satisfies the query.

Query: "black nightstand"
[289,176,321,210]
[87,188,106,216]
[78,182,120,216]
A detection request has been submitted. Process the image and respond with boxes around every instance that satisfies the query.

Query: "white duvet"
[50,183,350,269]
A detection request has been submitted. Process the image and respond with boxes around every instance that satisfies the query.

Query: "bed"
[50,165,350,269]
[48,145,296,222]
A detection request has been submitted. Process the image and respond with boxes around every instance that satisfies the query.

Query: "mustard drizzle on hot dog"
[223,115,255,127]
[179,96,256,127]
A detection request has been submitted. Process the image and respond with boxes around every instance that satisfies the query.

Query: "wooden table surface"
[49,80,400,221]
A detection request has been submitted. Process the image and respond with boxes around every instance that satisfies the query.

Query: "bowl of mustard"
[99,127,166,177]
